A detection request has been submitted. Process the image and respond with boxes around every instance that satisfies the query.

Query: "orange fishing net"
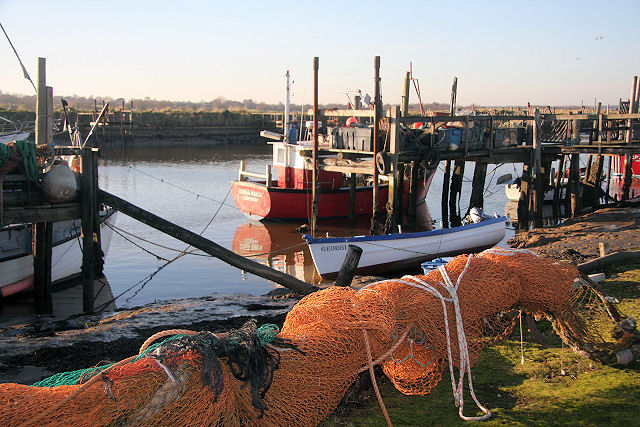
[0,249,582,426]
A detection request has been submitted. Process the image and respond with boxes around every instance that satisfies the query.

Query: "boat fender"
[422,148,441,170]
[42,162,78,202]
[375,152,390,175]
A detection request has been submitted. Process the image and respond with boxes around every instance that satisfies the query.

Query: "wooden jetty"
[298,57,640,234]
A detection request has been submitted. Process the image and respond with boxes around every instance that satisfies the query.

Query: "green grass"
[321,263,640,426]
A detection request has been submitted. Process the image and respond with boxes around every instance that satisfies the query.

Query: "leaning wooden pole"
[311,57,320,235]
[98,190,318,295]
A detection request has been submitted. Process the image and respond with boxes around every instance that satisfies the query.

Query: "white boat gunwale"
[303,216,507,244]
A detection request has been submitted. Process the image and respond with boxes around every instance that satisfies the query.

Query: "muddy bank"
[0,276,382,385]
[507,202,640,263]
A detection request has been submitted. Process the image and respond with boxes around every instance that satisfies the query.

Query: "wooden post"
[605,155,612,203]
[449,77,458,116]
[32,221,53,314]
[81,148,96,313]
[441,160,451,228]
[627,76,637,144]
[469,162,487,211]
[91,150,104,276]
[569,153,581,217]
[371,56,383,234]
[531,109,543,228]
[32,57,54,314]
[36,58,47,147]
[517,163,531,229]
[552,155,565,219]
[407,160,418,228]
[46,86,53,145]
[401,71,410,117]
[387,106,402,233]
[311,57,319,235]
[622,153,633,200]
[99,190,318,295]
[449,160,465,227]
[334,245,363,287]
[631,76,638,113]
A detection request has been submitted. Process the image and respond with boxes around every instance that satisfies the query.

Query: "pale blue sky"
[1,0,639,107]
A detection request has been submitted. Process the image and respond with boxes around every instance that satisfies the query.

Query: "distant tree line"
[0,90,458,114]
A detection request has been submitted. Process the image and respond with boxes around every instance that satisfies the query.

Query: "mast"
[284,70,290,142]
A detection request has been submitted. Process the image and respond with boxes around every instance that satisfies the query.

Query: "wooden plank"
[1,205,80,223]
[98,190,318,296]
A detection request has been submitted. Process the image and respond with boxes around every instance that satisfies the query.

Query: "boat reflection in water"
[233,203,435,284]
[232,221,323,285]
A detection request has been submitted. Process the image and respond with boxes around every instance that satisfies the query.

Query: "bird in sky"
[595,35,605,40]
[575,57,583,61]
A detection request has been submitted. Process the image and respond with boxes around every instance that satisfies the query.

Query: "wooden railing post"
[81,147,96,313]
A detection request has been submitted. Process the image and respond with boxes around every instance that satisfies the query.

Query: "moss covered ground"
[322,262,640,426]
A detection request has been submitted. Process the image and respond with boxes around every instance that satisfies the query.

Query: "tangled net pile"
[2,249,611,426]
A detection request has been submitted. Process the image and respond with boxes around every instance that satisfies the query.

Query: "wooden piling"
[386,106,402,233]
[334,245,363,287]
[81,148,97,313]
[531,109,543,228]
[441,160,451,228]
[371,56,383,234]
[622,153,633,200]
[552,155,565,220]
[569,153,581,217]
[449,160,465,227]
[32,57,53,314]
[469,162,487,210]
[517,163,531,229]
[32,221,53,314]
[407,160,418,228]
[311,57,319,235]
[401,71,410,117]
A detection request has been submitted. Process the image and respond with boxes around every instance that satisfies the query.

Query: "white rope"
[392,255,491,421]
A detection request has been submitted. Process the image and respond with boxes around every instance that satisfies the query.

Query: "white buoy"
[42,162,78,202]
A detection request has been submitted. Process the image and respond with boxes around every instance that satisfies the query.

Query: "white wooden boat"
[0,209,116,297]
[304,216,506,279]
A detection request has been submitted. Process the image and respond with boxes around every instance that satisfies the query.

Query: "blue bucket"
[421,258,449,274]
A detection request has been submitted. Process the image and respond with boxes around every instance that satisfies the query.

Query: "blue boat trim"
[303,216,506,244]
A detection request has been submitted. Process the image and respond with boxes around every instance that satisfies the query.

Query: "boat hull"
[0,210,116,297]
[305,216,506,279]
[231,178,428,221]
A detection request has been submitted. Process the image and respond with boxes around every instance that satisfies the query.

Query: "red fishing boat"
[231,71,432,221]
[611,154,640,177]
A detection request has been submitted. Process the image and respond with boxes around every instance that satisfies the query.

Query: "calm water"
[98,143,523,309]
